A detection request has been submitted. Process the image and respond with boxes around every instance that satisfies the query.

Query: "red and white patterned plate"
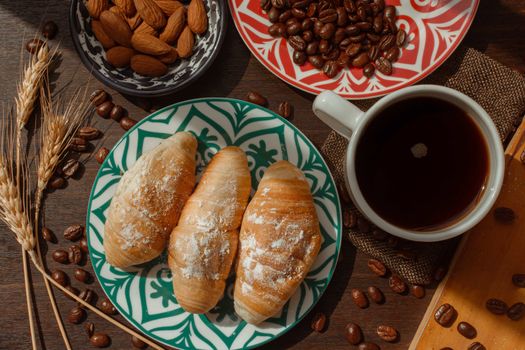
[228,0,479,99]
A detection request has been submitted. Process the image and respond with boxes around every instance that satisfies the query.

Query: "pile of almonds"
[86,0,208,77]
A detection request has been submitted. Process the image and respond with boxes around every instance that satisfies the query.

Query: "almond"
[135,21,158,36]
[91,20,116,49]
[154,0,183,16]
[114,0,136,17]
[159,7,185,44]
[86,0,108,19]
[187,0,207,34]
[130,54,168,76]
[126,12,143,30]
[157,48,179,64]
[132,32,172,55]
[100,10,133,47]
[176,25,194,58]
[134,0,166,30]
[109,5,126,19]
[106,46,135,68]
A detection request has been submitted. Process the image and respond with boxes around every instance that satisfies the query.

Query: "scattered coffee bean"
[131,335,148,349]
[84,322,95,338]
[434,303,457,327]
[80,237,89,253]
[367,258,387,276]
[48,176,66,190]
[120,116,137,131]
[42,227,56,243]
[65,285,80,300]
[337,182,351,204]
[78,126,102,141]
[26,38,45,54]
[351,288,369,309]
[64,224,83,241]
[42,20,58,39]
[371,228,388,241]
[96,147,110,164]
[68,306,86,324]
[99,298,118,315]
[468,342,486,350]
[311,312,326,332]
[367,286,384,304]
[246,91,268,107]
[358,342,380,350]
[277,101,293,119]
[68,244,83,265]
[96,101,114,119]
[485,298,508,315]
[377,325,398,342]
[507,302,525,320]
[343,209,357,229]
[90,333,111,348]
[357,217,371,233]
[457,321,476,339]
[410,285,425,299]
[494,206,515,223]
[110,105,125,121]
[52,249,69,264]
[51,269,69,287]
[512,273,525,287]
[90,89,109,107]
[344,322,362,345]
[74,268,91,283]
[433,266,448,282]
[78,289,95,308]
[389,275,407,294]
[70,137,89,152]
[61,159,81,178]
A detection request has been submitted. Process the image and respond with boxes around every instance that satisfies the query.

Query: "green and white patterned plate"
[86,98,342,350]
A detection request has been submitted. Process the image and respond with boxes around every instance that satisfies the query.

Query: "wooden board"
[409,119,525,349]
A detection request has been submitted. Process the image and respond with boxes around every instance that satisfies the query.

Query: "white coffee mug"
[313,85,505,242]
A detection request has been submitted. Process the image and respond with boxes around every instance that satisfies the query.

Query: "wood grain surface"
[0,1,524,349]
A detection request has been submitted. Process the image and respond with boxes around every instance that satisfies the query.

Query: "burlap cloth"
[321,47,525,285]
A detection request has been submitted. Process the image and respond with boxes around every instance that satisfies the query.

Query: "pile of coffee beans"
[261,0,406,79]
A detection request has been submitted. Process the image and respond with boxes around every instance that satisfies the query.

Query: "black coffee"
[355,97,489,231]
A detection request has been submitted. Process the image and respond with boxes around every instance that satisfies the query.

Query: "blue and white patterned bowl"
[86,98,342,349]
[69,0,227,97]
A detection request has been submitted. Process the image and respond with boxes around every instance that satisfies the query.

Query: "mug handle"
[312,91,365,140]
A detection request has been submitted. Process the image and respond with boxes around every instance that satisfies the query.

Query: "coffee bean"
[69,137,89,152]
[457,321,476,339]
[385,46,400,62]
[321,47,339,60]
[323,60,339,78]
[351,288,369,309]
[68,244,83,265]
[90,333,111,348]
[51,269,69,287]
[318,40,332,54]
[367,286,384,304]
[80,237,89,253]
[302,30,314,42]
[367,258,387,276]
[434,303,457,327]
[358,342,380,350]
[349,33,366,43]
[384,5,396,20]
[344,0,356,13]
[306,41,319,55]
[48,176,66,190]
[396,29,406,47]
[120,117,138,131]
[389,275,406,294]
[52,249,69,264]
[99,297,118,315]
[357,217,371,233]
[308,55,325,69]
[375,56,392,75]
[343,209,357,229]
[290,35,306,51]
[377,325,398,342]
[68,306,86,324]
[84,322,95,338]
[74,268,91,283]
[352,52,370,68]
[512,273,525,287]
[131,335,148,349]
[64,224,83,241]
[42,20,58,39]
[344,322,362,345]
[96,147,110,164]
[268,23,285,37]
[337,51,350,66]
[61,159,81,179]
[261,0,271,11]
[277,101,292,119]
[292,7,306,19]
[319,8,337,23]
[494,206,515,223]
[373,15,383,33]
[485,298,508,315]
[319,23,336,39]
[468,342,486,350]
[434,266,448,282]
[311,312,326,332]
[356,6,367,21]
[271,0,284,9]
[345,43,361,57]
[26,38,45,54]
[109,105,125,121]
[65,285,80,300]
[246,91,268,107]
[410,285,425,299]
[90,89,109,106]
[78,288,95,308]
[96,101,114,119]
[507,302,525,320]
[268,7,280,22]
[42,227,56,243]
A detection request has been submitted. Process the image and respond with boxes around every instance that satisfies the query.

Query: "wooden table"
[0,1,524,349]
